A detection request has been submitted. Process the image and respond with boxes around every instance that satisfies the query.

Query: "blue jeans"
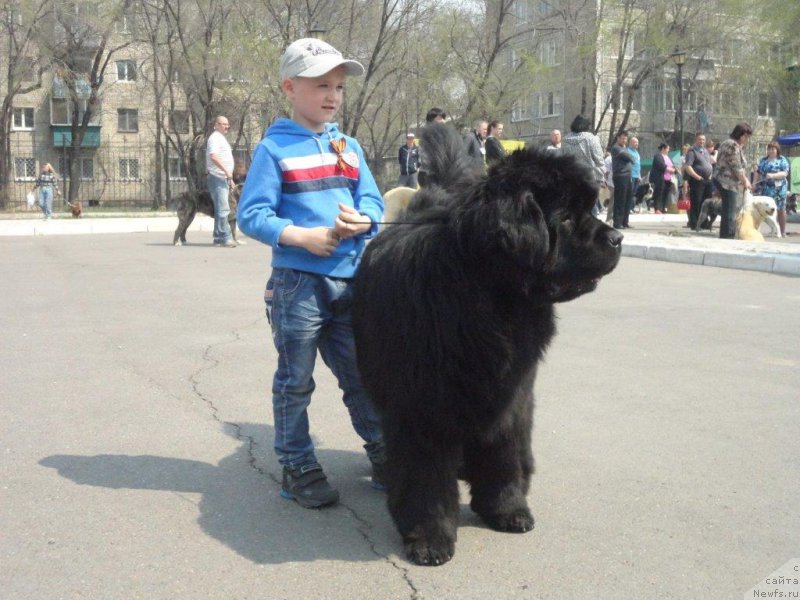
[207,175,233,243]
[39,187,53,218]
[265,268,384,470]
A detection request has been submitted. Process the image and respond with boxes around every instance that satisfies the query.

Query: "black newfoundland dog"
[352,124,622,566]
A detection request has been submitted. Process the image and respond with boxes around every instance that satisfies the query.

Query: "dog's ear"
[457,190,549,269]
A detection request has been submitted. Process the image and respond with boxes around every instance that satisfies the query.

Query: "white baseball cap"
[280,38,364,80]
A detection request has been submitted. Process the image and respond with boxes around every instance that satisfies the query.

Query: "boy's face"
[282,65,347,133]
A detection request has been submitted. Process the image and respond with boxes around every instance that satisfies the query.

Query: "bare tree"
[40,0,135,205]
[0,0,51,209]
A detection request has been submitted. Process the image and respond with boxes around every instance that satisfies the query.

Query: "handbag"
[677,195,690,211]
[26,190,37,209]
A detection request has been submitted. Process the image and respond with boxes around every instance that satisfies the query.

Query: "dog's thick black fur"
[352,124,622,566]
[173,184,241,245]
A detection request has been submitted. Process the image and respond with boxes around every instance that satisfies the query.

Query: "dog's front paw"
[481,506,535,533]
[404,526,455,566]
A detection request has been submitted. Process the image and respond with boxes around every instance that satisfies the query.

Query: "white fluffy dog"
[736,192,781,241]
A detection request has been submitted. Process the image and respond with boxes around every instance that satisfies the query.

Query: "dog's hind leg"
[174,208,196,245]
[386,433,460,566]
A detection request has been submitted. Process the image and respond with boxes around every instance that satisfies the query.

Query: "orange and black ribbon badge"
[329,137,348,171]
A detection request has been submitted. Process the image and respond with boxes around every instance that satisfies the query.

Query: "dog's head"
[452,147,623,303]
[748,195,777,221]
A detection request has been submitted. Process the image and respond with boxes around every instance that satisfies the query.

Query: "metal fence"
[2,134,410,214]
[1,136,254,213]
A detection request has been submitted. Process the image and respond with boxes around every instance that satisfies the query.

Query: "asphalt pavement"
[1,208,799,276]
[1,216,799,599]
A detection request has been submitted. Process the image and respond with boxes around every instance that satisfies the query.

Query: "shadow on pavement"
[40,423,396,564]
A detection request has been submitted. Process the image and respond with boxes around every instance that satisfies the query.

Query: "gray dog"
[695,196,721,232]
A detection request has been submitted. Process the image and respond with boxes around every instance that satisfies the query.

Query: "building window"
[119,158,140,180]
[758,93,778,117]
[168,157,187,180]
[511,0,529,21]
[50,97,100,125]
[533,91,562,118]
[116,60,136,82]
[14,157,37,181]
[169,110,190,133]
[538,38,561,66]
[117,108,138,132]
[58,156,94,180]
[511,95,531,122]
[12,107,35,130]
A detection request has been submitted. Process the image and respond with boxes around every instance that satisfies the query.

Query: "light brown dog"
[736,193,781,241]
[382,186,417,224]
[66,200,82,218]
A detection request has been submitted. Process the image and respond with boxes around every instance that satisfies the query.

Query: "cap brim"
[296,57,364,78]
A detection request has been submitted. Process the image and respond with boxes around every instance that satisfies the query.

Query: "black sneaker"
[280,464,339,508]
[370,459,388,491]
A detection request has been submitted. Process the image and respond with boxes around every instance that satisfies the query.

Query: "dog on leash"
[352,124,622,566]
[633,182,653,213]
[173,184,242,246]
[696,197,721,231]
[66,200,82,218]
[736,193,781,241]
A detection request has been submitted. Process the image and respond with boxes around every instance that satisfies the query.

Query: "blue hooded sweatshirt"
[238,118,383,279]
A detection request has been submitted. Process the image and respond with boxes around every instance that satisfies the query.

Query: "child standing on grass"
[237,38,385,508]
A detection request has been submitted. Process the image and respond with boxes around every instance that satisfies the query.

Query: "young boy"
[237,38,385,509]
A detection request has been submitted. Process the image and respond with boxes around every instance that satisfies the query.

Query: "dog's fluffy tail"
[418,124,482,189]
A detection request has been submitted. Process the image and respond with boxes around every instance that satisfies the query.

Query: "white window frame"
[119,158,141,181]
[116,60,137,82]
[14,157,37,181]
[12,107,35,130]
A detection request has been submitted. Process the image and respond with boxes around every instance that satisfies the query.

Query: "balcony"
[52,125,101,147]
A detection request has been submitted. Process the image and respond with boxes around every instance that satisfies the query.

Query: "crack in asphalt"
[190,322,422,599]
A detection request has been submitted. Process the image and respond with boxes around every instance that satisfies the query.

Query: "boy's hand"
[302,227,341,256]
[279,225,340,256]
[333,203,372,239]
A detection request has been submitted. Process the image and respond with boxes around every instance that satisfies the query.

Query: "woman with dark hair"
[484,121,506,165]
[754,141,790,236]
[650,143,675,214]
[715,122,753,239]
[562,115,605,215]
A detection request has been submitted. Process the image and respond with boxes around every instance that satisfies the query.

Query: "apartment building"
[504,0,793,162]
[2,7,260,211]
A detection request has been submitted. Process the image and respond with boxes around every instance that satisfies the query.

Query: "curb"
[622,235,800,276]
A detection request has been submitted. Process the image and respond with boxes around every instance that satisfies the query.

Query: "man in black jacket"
[610,130,634,229]
[398,133,420,188]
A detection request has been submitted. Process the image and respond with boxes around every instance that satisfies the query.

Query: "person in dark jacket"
[484,121,506,166]
[610,130,634,229]
[464,120,487,169]
[397,133,420,187]
[650,143,676,214]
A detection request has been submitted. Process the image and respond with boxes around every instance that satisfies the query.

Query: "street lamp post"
[670,47,687,149]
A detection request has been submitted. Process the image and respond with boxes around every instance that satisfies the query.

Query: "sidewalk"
[2,210,799,276]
